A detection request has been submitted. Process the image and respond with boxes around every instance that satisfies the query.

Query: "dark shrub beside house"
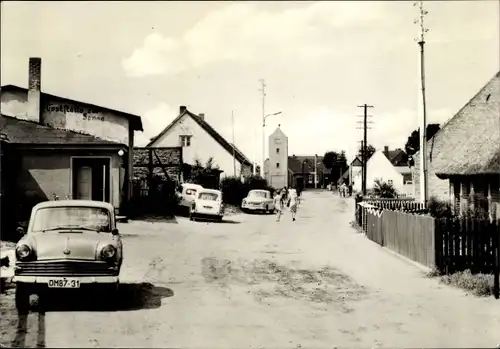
[220,175,271,206]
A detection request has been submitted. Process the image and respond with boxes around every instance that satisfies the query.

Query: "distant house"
[339,156,362,186]
[382,146,413,196]
[411,70,500,218]
[352,150,411,195]
[288,154,329,189]
[147,106,252,181]
[0,57,143,226]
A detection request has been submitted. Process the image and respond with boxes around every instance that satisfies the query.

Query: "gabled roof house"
[412,72,500,212]
[147,106,252,179]
[411,70,500,218]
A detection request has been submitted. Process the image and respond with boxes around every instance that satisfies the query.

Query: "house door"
[77,166,92,200]
[73,158,110,202]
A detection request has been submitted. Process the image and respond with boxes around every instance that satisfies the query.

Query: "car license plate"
[48,278,80,288]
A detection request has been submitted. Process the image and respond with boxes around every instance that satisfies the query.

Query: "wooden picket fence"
[436,218,499,274]
[356,202,500,298]
[363,198,426,212]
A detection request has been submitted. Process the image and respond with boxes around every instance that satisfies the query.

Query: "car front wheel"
[15,283,31,313]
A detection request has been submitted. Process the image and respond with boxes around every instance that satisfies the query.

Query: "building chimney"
[198,113,205,120]
[27,57,42,124]
[384,146,389,155]
[179,105,187,114]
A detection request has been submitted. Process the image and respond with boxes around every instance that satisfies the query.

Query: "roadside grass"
[426,268,495,297]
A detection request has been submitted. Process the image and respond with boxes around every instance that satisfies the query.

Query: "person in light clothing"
[288,187,298,221]
[273,190,285,222]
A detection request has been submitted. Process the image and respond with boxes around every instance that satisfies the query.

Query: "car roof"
[198,188,221,194]
[249,189,269,193]
[33,200,115,210]
[182,183,203,188]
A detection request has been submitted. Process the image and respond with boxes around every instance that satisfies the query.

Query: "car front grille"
[15,260,118,276]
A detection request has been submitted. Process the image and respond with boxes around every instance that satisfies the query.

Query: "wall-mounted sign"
[83,113,104,122]
[46,104,104,121]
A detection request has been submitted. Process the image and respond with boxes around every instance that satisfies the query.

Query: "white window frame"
[179,135,192,147]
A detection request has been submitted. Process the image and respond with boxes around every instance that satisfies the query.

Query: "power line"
[356,104,374,196]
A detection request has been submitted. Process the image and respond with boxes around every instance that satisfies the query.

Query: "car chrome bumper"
[12,276,119,284]
[242,205,265,210]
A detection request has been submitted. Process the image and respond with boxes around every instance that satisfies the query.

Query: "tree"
[372,179,397,198]
[322,151,348,184]
[404,123,441,158]
[357,144,376,161]
[187,157,221,188]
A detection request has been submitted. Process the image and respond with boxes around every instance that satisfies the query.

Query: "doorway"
[72,157,111,202]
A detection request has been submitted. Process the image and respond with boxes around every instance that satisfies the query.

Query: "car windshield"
[198,192,219,201]
[32,207,111,232]
[249,191,269,198]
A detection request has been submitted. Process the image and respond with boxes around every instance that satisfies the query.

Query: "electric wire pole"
[259,79,266,178]
[357,104,374,196]
[415,0,429,207]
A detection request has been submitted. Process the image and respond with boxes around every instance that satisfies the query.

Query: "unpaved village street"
[1,191,500,348]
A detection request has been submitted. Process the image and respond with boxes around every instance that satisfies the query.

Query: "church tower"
[266,125,288,189]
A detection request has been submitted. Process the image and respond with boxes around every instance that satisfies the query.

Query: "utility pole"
[415,0,429,207]
[259,79,266,178]
[232,110,236,177]
[357,104,374,196]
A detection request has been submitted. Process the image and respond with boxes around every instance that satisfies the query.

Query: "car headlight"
[101,245,116,259]
[16,244,32,260]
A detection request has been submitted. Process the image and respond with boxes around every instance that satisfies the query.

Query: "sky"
[1,1,499,162]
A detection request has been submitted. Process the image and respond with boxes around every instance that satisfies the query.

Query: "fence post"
[494,219,499,299]
[433,217,443,272]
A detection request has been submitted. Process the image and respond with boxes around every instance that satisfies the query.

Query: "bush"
[372,179,397,198]
[220,176,248,206]
[427,196,453,218]
[439,269,494,297]
[220,175,271,206]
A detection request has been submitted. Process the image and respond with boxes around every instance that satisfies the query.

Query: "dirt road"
[1,191,500,348]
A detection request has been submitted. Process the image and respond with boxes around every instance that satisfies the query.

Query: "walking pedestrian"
[288,187,298,221]
[273,189,285,222]
[348,183,353,197]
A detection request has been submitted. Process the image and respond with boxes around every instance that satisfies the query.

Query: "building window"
[276,148,280,154]
[276,162,280,168]
[179,135,192,147]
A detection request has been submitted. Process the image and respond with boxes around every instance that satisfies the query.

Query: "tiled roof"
[288,155,327,174]
[147,108,251,166]
[383,149,408,166]
[0,84,143,131]
[415,71,500,177]
[229,143,251,164]
[0,114,123,145]
[350,157,362,166]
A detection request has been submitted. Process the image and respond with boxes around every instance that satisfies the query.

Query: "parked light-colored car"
[190,188,224,222]
[12,200,123,311]
[177,183,204,209]
[241,189,275,214]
